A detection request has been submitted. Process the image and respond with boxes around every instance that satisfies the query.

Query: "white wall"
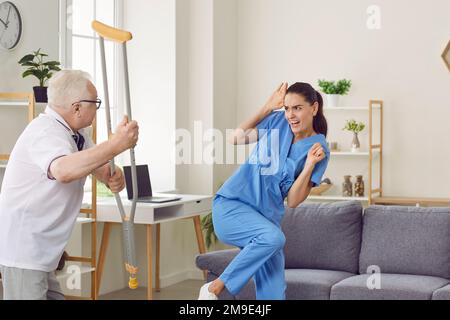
[175,0,215,281]
[213,0,239,192]
[235,0,450,198]
[124,0,176,192]
[176,0,214,196]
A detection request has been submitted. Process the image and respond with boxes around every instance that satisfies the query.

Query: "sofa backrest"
[282,201,363,274]
[359,205,450,279]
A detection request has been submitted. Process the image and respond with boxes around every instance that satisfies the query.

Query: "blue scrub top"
[216,111,330,224]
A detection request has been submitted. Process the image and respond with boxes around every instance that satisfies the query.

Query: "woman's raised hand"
[305,143,326,168]
[264,82,288,112]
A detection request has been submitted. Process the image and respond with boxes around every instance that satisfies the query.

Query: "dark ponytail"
[286,82,328,137]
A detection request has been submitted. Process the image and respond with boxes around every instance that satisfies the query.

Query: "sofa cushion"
[432,284,450,300]
[285,269,354,300]
[282,201,362,273]
[195,249,239,276]
[330,274,449,300]
[205,269,354,300]
[359,206,450,278]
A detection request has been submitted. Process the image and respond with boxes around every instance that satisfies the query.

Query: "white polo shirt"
[0,106,94,272]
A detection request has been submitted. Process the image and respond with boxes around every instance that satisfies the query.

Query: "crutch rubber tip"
[128,277,138,290]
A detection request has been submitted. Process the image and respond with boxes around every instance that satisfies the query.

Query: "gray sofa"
[195,201,450,300]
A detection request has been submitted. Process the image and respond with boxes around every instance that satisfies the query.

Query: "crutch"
[92,20,139,290]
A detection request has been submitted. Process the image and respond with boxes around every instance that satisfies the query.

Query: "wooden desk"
[95,194,212,300]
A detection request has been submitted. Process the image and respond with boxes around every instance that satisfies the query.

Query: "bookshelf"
[306,100,384,205]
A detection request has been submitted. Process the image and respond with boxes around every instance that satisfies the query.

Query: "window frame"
[59,0,124,145]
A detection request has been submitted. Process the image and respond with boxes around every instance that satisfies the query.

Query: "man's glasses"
[72,98,102,110]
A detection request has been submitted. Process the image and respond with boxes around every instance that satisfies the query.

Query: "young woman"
[198,82,330,300]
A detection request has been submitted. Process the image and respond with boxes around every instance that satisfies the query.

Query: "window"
[60,0,121,144]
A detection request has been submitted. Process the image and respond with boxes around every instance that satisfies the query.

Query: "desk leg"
[147,224,153,300]
[97,222,113,296]
[156,223,161,292]
[193,216,207,280]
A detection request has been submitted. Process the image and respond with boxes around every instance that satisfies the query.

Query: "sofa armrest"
[195,248,240,276]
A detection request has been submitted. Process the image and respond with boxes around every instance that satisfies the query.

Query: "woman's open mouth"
[289,120,300,127]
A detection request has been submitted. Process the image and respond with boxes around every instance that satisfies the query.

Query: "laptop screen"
[123,165,153,200]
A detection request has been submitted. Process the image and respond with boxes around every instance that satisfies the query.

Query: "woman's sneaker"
[198,281,218,300]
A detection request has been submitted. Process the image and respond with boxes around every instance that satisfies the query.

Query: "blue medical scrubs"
[213,111,329,299]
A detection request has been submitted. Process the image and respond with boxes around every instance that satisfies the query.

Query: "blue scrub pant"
[212,195,286,300]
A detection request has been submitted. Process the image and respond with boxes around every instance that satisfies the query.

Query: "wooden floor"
[99,280,204,300]
[0,279,204,300]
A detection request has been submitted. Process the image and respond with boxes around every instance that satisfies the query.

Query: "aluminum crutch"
[92,20,139,289]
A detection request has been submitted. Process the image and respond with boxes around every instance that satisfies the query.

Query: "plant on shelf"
[18,48,61,103]
[317,79,352,107]
[343,119,365,153]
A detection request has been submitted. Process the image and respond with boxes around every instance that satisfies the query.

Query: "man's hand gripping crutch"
[92,20,140,289]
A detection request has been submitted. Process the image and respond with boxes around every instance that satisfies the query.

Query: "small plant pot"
[326,94,340,107]
[33,86,48,103]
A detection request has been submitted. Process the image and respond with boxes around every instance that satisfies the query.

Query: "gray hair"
[47,70,93,108]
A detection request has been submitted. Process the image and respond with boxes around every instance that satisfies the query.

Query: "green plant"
[318,79,352,95]
[343,119,365,134]
[201,212,218,249]
[18,48,61,87]
[201,183,224,249]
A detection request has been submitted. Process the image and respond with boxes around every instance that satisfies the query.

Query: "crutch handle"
[92,20,132,43]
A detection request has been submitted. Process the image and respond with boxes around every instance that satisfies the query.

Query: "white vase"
[326,94,340,107]
[351,132,360,153]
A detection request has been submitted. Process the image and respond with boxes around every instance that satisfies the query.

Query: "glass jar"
[354,175,365,197]
[342,175,353,197]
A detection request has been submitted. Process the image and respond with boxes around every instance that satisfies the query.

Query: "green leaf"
[43,61,61,66]
[318,79,352,95]
[20,62,40,68]
[48,65,61,72]
[343,119,365,133]
[22,69,37,78]
[18,54,35,65]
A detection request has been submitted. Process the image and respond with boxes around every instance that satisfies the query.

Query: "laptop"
[123,165,181,203]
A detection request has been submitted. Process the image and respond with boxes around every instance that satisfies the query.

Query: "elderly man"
[0,70,139,300]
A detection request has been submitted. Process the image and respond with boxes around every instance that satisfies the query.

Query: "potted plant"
[201,183,225,250]
[201,211,218,250]
[343,119,365,152]
[318,79,352,107]
[18,48,61,103]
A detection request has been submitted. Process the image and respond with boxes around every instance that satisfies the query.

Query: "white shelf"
[330,150,379,156]
[0,102,30,106]
[56,265,95,281]
[307,195,369,202]
[0,164,7,169]
[324,106,381,111]
[76,217,95,224]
